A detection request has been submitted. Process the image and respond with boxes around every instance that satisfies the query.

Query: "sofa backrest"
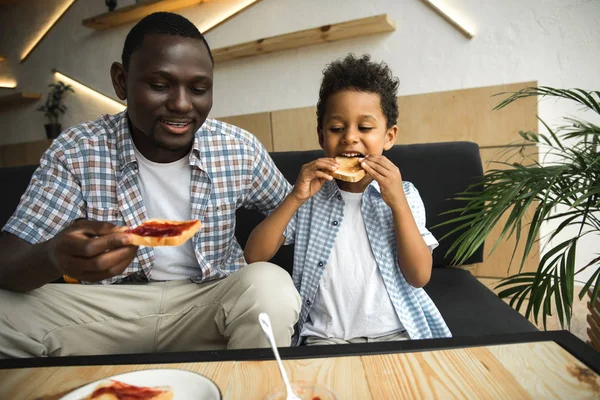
[0,164,38,229]
[0,141,484,274]
[236,141,485,273]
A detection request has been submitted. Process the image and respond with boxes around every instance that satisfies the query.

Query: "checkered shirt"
[283,179,452,344]
[3,111,291,284]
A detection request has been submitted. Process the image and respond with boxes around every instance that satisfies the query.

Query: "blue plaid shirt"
[284,179,452,344]
[3,111,291,284]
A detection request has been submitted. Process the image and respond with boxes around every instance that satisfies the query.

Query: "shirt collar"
[116,111,136,171]
[318,179,382,201]
[192,118,216,157]
[116,113,217,170]
[190,118,218,169]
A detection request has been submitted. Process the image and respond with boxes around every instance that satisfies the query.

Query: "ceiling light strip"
[421,0,475,39]
[0,79,17,88]
[200,0,261,34]
[53,70,126,112]
[21,0,78,63]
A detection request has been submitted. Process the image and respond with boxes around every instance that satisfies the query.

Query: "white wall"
[0,0,599,283]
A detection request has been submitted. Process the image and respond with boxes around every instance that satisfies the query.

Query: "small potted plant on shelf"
[37,81,74,140]
[106,0,117,12]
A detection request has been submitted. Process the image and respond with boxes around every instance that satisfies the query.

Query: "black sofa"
[0,141,537,338]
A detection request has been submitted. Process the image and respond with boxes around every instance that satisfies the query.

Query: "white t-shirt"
[133,146,200,281]
[301,189,405,340]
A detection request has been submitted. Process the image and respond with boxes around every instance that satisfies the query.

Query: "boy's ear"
[383,125,398,151]
[110,62,128,101]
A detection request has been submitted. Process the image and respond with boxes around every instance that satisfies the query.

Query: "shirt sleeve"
[403,181,439,252]
[243,135,292,215]
[2,144,86,244]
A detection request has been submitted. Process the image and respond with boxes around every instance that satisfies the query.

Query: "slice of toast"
[332,156,366,183]
[125,219,201,247]
[84,380,174,400]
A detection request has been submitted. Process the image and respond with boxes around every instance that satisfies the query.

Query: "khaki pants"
[0,262,300,358]
[304,330,410,346]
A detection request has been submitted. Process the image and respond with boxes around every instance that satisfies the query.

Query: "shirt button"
[332,220,338,226]
[318,261,323,267]
[306,300,312,306]
[337,195,342,200]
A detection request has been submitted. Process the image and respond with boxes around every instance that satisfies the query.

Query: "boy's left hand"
[361,155,405,208]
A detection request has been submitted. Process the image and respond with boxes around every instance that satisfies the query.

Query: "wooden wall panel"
[472,146,540,278]
[217,112,273,152]
[0,140,51,168]
[396,81,537,147]
[271,106,319,151]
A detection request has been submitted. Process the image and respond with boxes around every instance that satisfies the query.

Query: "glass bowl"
[263,381,338,400]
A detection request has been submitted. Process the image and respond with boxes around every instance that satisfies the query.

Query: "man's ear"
[383,125,398,151]
[318,128,324,149]
[110,62,128,101]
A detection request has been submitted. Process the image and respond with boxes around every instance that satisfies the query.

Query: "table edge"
[1,330,598,374]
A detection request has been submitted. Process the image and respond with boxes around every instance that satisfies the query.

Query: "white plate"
[59,368,221,400]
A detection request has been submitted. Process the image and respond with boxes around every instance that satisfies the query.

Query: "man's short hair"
[121,12,213,70]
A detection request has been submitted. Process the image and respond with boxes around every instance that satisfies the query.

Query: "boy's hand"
[290,158,338,204]
[361,155,406,209]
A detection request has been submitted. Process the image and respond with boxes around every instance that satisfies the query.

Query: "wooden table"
[1,331,599,399]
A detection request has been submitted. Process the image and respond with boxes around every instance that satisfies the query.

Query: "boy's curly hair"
[316,54,399,131]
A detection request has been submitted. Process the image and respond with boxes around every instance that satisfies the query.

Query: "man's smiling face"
[114,33,213,162]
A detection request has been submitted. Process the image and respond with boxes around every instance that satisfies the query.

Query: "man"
[0,12,300,358]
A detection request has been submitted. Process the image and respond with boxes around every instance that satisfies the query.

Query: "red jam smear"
[90,380,167,399]
[126,221,197,237]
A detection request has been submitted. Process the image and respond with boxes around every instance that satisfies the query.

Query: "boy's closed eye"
[328,125,375,133]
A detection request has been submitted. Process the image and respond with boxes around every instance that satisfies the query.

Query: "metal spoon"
[258,312,301,400]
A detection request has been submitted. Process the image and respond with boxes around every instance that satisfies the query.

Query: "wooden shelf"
[213,14,396,63]
[83,0,212,30]
[0,92,42,107]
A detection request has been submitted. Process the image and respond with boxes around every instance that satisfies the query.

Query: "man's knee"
[0,288,44,358]
[237,262,301,312]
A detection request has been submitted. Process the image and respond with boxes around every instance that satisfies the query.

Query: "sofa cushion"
[0,165,38,229]
[425,268,537,335]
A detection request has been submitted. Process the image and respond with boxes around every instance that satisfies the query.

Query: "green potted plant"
[440,87,599,329]
[37,81,74,139]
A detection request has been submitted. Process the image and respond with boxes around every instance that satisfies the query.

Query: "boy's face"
[319,90,397,160]
[111,34,213,162]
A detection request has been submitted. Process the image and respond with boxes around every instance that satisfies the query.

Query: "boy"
[245,54,451,345]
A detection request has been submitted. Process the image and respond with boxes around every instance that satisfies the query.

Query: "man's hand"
[290,158,338,204]
[47,220,138,282]
[360,155,405,209]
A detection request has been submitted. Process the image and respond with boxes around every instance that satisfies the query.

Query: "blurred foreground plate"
[59,368,221,400]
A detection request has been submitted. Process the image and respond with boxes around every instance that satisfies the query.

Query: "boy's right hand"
[290,158,339,204]
[47,219,138,282]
